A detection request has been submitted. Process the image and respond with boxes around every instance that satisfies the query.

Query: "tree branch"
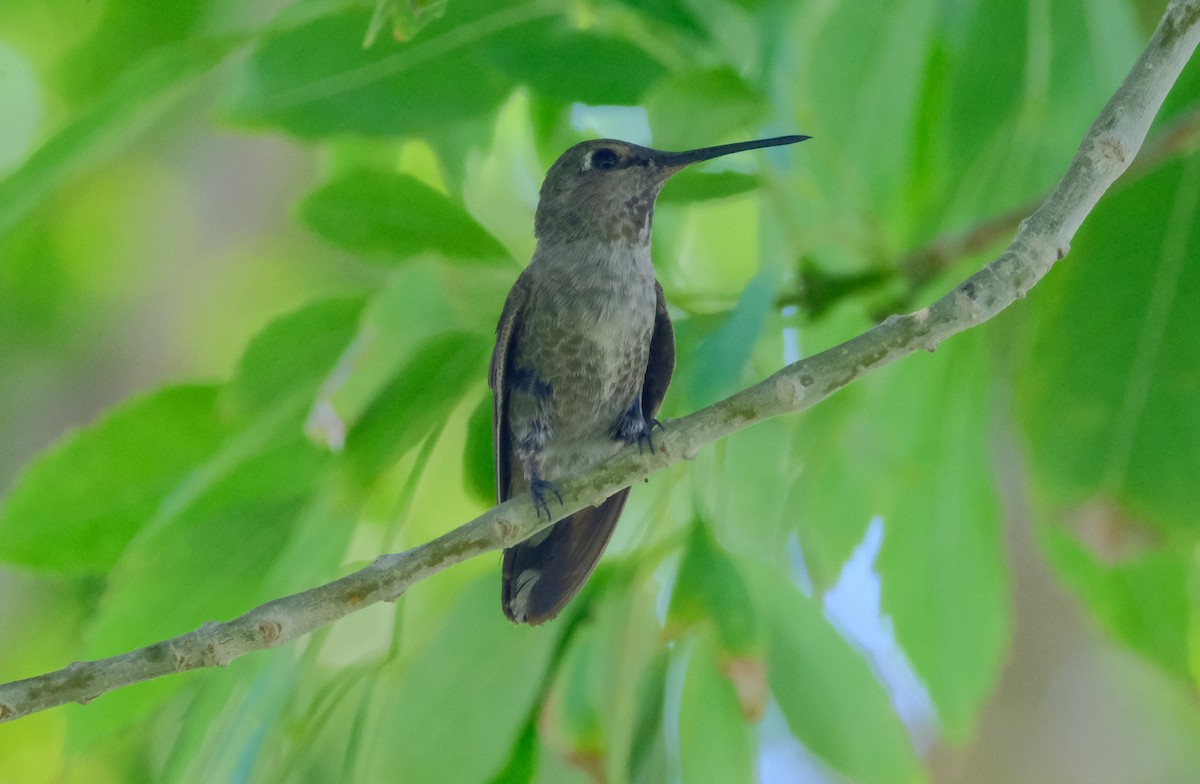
[3,0,1198,725]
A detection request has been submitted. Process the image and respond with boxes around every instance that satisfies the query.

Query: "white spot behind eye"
[581,151,593,172]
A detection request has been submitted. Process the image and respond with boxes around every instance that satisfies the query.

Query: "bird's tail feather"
[501,488,630,625]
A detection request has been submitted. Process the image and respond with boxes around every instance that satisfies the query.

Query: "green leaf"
[645,69,768,151]
[540,570,664,781]
[488,712,539,784]
[781,327,1009,738]
[684,273,774,409]
[222,297,367,421]
[69,435,329,747]
[0,385,227,573]
[312,263,458,440]
[67,675,199,754]
[462,391,496,504]
[1040,524,1190,679]
[0,40,40,172]
[223,7,554,138]
[0,37,239,241]
[708,416,800,565]
[307,261,507,450]
[678,631,756,784]
[154,498,363,779]
[553,617,606,753]
[365,0,450,46]
[261,482,365,597]
[54,0,211,103]
[84,436,329,656]
[369,575,565,783]
[1017,156,1200,534]
[613,0,707,37]
[803,1,937,225]
[0,214,72,340]
[1158,16,1200,127]
[746,565,925,784]
[669,522,761,654]
[155,651,288,782]
[482,25,666,106]
[627,650,669,782]
[947,0,1029,203]
[298,169,510,263]
[785,384,876,591]
[659,170,761,204]
[875,332,1010,741]
[344,331,489,477]
[916,0,1138,231]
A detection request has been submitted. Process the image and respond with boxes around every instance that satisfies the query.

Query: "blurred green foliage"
[1,0,1200,781]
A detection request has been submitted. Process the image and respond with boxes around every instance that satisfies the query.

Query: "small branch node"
[258,620,283,646]
[1094,133,1131,172]
[772,374,805,408]
[495,515,520,545]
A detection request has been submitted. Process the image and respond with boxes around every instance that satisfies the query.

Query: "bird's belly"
[524,294,655,479]
[543,338,649,475]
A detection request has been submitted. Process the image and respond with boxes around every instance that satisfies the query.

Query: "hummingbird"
[492,134,809,624]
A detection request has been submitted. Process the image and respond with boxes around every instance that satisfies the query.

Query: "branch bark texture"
[2,0,1199,725]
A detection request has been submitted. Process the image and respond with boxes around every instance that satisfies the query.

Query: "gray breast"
[520,240,657,476]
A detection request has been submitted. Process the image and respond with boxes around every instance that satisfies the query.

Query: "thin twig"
[777,96,1200,314]
[2,0,1198,726]
[899,99,1200,287]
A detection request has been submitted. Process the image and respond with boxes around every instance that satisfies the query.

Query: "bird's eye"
[590,148,620,170]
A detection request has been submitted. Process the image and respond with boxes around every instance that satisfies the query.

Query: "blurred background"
[1,0,1199,782]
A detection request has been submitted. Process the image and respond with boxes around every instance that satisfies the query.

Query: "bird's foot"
[530,476,564,519]
[637,417,666,454]
[614,404,663,454]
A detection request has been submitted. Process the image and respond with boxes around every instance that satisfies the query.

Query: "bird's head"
[533,135,809,245]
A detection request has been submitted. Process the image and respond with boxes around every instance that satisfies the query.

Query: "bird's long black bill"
[656,134,810,167]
